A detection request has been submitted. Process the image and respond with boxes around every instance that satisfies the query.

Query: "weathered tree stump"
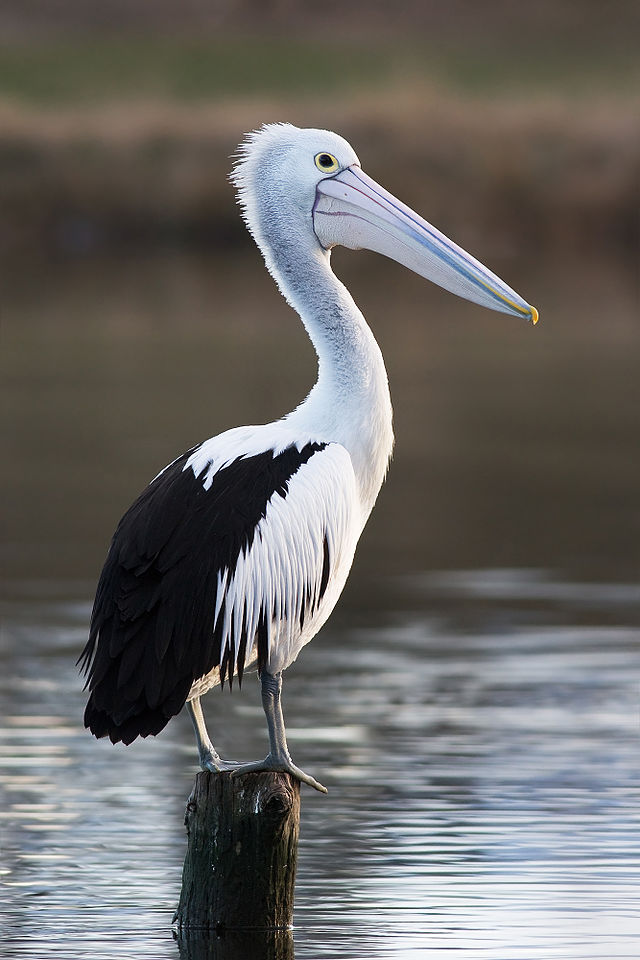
[173,770,300,938]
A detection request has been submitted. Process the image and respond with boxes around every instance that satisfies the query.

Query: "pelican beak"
[313,166,538,323]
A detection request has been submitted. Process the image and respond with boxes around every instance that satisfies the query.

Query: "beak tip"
[529,305,539,326]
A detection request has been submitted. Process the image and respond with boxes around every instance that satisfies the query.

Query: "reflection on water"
[1,573,638,959]
[1,251,639,958]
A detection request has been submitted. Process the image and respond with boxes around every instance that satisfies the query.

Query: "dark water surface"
[1,251,639,957]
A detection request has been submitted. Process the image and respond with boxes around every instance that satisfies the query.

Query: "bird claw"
[229,754,328,794]
[199,747,245,774]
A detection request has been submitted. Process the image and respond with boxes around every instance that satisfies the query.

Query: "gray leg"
[186,697,242,773]
[229,671,328,794]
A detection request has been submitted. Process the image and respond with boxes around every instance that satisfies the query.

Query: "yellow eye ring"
[314,152,339,173]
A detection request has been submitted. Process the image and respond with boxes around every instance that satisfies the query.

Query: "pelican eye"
[314,152,339,173]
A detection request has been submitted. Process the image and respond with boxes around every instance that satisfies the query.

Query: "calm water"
[1,250,639,958]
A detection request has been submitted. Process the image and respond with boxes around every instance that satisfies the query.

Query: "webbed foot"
[230,753,328,794]
[198,744,245,774]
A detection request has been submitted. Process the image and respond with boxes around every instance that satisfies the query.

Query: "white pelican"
[79,123,537,793]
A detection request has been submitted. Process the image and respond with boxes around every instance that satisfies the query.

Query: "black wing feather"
[79,441,326,744]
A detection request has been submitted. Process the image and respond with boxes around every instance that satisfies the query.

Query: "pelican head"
[232,123,538,324]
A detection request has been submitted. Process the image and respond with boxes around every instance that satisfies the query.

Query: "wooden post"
[173,770,300,941]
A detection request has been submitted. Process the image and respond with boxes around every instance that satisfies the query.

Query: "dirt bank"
[1,87,638,259]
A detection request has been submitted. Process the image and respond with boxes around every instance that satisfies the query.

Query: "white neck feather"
[249,175,394,517]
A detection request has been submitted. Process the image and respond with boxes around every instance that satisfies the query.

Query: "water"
[1,250,639,958]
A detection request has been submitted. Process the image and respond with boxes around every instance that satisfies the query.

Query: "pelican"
[79,123,537,793]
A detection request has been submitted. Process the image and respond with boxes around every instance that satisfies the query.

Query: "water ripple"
[1,574,638,959]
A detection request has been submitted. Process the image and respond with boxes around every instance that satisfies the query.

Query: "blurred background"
[1,0,639,585]
[1,3,639,959]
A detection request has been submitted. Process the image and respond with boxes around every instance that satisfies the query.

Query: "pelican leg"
[230,671,328,794]
[186,697,242,773]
